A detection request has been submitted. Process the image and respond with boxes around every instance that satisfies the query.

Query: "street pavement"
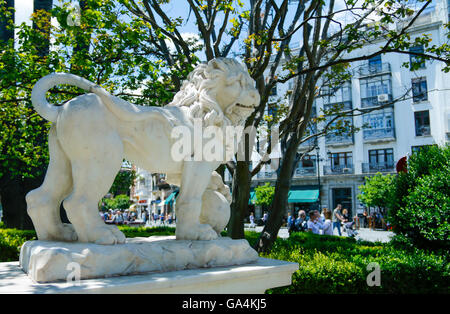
[143,221,394,243]
[244,225,394,243]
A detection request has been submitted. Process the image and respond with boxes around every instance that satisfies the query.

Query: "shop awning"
[288,189,319,203]
[164,191,178,204]
[249,191,256,205]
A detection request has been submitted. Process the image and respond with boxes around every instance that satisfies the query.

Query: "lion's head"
[168,58,260,127]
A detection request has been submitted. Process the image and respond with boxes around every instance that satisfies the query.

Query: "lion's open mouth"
[235,103,254,109]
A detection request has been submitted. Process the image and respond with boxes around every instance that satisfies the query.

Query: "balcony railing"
[363,128,395,141]
[325,133,354,145]
[323,164,354,175]
[256,171,277,179]
[362,162,395,173]
[358,63,391,77]
[361,94,393,108]
[293,166,317,177]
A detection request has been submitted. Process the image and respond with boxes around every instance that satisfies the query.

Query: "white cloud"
[14,0,33,26]
[165,32,203,53]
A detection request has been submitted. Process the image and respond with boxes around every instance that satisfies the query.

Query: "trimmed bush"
[257,232,449,294]
[0,228,37,262]
[118,225,175,237]
[1,225,448,293]
[0,226,175,262]
[388,145,450,249]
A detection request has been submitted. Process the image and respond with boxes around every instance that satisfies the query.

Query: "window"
[409,45,425,69]
[360,75,392,107]
[267,104,278,119]
[363,108,395,140]
[300,155,316,168]
[270,86,277,96]
[369,149,394,165]
[414,110,431,136]
[368,55,382,72]
[325,116,354,144]
[412,77,428,102]
[329,152,353,167]
[322,83,352,108]
[448,0,450,21]
[411,145,433,154]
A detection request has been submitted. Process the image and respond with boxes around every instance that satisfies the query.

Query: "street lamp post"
[316,144,322,209]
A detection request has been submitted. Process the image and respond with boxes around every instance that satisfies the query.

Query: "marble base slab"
[19,236,259,283]
[0,258,298,294]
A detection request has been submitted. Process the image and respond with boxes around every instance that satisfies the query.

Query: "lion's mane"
[168,58,248,127]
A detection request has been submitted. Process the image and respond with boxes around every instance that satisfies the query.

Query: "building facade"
[225,0,450,219]
[131,167,177,219]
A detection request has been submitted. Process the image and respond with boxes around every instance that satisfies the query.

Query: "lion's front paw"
[90,225,126,245]
[61,223,78,242]
[176,223,218,241]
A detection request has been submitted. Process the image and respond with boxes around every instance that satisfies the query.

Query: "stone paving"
[244,225,394,243]
[143,221,395,243]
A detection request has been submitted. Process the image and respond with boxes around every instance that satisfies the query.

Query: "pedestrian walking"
[332,204,344,236]
[249,212,256,228]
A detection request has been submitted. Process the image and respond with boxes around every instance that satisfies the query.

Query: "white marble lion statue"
[26,58,259,245]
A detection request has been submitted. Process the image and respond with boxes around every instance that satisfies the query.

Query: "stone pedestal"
[0,258,298,294]
[19,236,259,283]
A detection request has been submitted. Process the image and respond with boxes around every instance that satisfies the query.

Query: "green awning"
[164,191,178,204]
[288,189,319,203]
[249,191,256,205]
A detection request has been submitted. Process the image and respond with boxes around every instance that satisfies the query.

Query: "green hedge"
[1,225,448,293]
[258,232,450,294]
[0,228,37,262]
[388,145,450,249]
[0,225,175,262]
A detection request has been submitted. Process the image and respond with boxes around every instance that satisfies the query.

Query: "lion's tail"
[32,72,167,123]
[31,73,97,122]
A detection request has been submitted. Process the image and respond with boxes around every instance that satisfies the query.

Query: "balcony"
[293,166,317,177]
[325,133,354,146]
[363,127,395,142]
[358,63,391,77]
[323,164,354,175]
[362,162,395,173]
[361,94,393,108]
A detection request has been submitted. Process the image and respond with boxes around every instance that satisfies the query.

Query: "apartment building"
[225,0,450,219]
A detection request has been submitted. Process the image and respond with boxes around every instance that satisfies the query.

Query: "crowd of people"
[100,209,174,226]
[247,204,358,237]
[285,204,358,237]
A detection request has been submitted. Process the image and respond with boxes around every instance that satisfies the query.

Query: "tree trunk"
[70,0,90,74]
[0,175,44,230]
[33,0,52,57]
[0,0,14,44]
[254,133,301,253]
[227,161,251,239]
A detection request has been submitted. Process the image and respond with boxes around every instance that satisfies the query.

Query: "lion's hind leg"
[26,126,77,242]
[62,133,126,245]
[175,162,218,241]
